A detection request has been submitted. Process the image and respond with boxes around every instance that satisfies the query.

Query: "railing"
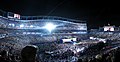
[20,16,86,23]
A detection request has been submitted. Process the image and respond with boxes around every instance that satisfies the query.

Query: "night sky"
[0,0,120,29]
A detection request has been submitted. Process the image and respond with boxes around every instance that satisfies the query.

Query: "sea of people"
[0,32,120,62]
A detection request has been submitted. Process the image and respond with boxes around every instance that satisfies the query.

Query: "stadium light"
[44,23,56,32]
[30,25,33,27]
[20,24,24,28]
[9,23,15,27]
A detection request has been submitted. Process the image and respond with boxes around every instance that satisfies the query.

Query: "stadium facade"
[0,10,88,41]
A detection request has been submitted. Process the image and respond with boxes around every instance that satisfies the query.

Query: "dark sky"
[0,0,120,29]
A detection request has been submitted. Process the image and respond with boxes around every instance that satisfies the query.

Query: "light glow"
[9,23,15,27]
[44,23,56,32]
[20,24,24,28]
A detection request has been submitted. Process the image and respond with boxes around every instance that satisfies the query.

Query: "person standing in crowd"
[21,45,39,62]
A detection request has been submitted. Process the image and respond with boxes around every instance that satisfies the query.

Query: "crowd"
[0,32,120,62]
[77,46,120,62]
[90,32,120,41]
[0,36,23,62]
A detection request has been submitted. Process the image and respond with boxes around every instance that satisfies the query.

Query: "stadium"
[1,10,120,62]
[0,11,87,42]
[0,10,89,62]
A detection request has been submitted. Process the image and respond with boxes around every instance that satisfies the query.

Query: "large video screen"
[104,26,114,31]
